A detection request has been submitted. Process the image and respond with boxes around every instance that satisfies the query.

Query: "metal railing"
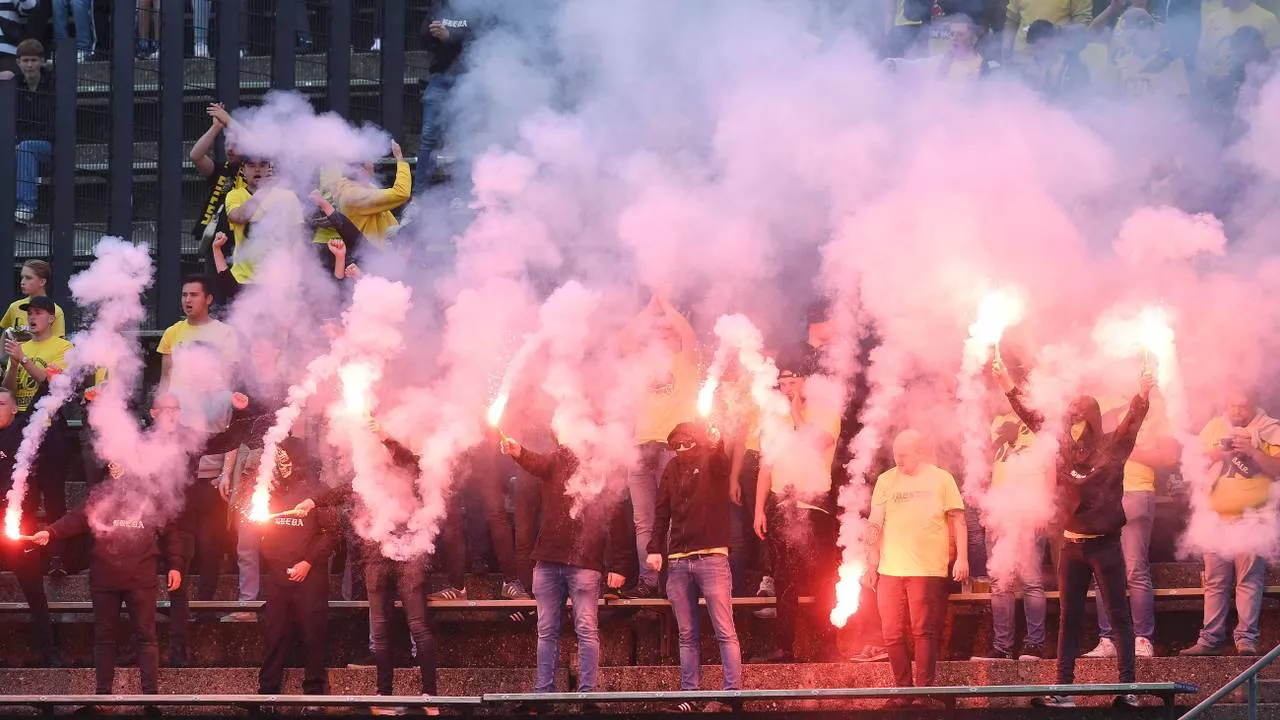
[1180,643,1280,720]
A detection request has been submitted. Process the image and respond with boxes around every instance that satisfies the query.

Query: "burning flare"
[340,363,377,417]
[830,560,865,627]
[696,376,718,418]
[966,288,1025,358]
[487,393,508,430]
[1138,305,1175,386]
[3,506,19,540]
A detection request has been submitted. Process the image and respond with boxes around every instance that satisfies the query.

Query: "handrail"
[1179,644,1280,720]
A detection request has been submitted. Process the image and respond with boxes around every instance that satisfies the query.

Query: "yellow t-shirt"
[158,319,240,432]
[873,463,965,578]
[1116,54,1191,99]
[990,412,1035,488]
[1200,3,1280,78]
[1007,0,1094,52]
[1,297,67,338]
[12,336,73,411]
[1098,395,1167,493]
[768,401,841,498]
[1200,416,1280,519]
[634,349,699,444]
[225,186,305,284]
[1204,0,1280,24]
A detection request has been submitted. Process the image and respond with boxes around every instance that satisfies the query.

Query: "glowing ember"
[339,363,376,417]
[3,506,20,540]
[696,376,718,418]
[249,488,270,523]
[967,288,1024,352]
[487,394,508,428]
[829,561,865,628]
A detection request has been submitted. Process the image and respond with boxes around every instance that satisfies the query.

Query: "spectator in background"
[51,0,94,61]
[1005,0,1093,61]
[2,295,72,576]
[1200,0,1280,80]
[884,0,993,59]
[312,141,409,265]
[885,13,1003,80]
[11,39,52,226]
[224,158,305,295]
[1021,20,1098,98]
[416,7,473,190]
[190,103,243,293]
[2,260,66,338]
[1181,390,1280,657]
[0,0,37,75]
[621,294,700,600]
[1111,7,1192,101]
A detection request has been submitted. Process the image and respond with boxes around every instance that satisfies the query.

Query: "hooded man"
[995,361,1153,709]
[645,421,739,712]
[1180,390,1280,657]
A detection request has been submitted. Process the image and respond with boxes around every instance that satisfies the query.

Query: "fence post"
[380,0,406,141]
[0,78,15,297]
[156,0,184,328]
[51,38,76,310]
[272,0,298,90]
[108,0,135,240]
[328,0,352,118]
[216,0,242,118]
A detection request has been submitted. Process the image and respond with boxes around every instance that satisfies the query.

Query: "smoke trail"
[4,238,155,537]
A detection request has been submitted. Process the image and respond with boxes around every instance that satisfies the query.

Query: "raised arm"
[1112,378,1154,460]
[190,104,228,177]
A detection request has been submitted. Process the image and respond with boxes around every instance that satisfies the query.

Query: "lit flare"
[829,561,865,628]
[696,376,718,418]
[3,506,19,540]
[249,488,270,523]
[967,288,1024,358]
[1138,305,1174,385]
[339,363,377,418]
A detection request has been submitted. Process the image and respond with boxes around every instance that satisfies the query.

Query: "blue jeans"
[627,441,671,588]
[235,517,260,601]
[53,0,95,52]
[415,71,457,191]
[533,561,601,693]
[986,533,1046,653]
[1097,491,1155,640]
[665,554,742,690]
[16,140,51,212]
[1199,552,1265,648]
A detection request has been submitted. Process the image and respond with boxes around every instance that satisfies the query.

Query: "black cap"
[776,344,819,379]
[20,296,56,315]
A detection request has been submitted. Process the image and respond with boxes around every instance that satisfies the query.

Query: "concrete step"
[0,659,1242,710]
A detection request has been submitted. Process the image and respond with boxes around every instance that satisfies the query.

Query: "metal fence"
[0,0,422,331]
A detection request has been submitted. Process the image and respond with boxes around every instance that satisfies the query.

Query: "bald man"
[868,430,967,705]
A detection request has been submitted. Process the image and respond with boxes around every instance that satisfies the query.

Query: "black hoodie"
[514,445,630,576]
[420,8,472,75]
[257,437,337,585]
[48,501,182,592]
[1005,389,1149,536]
[648,424,732,558]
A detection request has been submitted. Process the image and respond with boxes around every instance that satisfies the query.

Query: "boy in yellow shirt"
[1,260,66,338]
[1180,390,1280,657]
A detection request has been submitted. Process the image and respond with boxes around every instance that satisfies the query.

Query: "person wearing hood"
[499,432,629,706]
[645,421,739,713]
[311,141,411,261]
[1180,390,1280,657]
[30,467,184,714]
[994,360,1153,709]
[252,435,337,704]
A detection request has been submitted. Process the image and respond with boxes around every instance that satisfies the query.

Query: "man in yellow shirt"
[621,294,700,599]
[1200,0,1280,78]
[752,351,842,662]
[1083,392,1177,660]
[312,141,412,255]
[224,159,305,291]
[1180,390,1280,657]
[1005,0,1093,59]
[2,295,73,575]
[869,430,966,701]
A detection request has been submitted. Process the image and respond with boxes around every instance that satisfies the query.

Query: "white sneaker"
[15,207,34,225]
[370,38,382,51]
[1083,637,1117,658]
[194,42,210,58]
[1135,637,1155,657]
[76,50,91,62]
[757,575,776,597]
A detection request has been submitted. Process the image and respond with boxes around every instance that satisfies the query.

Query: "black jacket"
[258,438,337,585]
[421,7,473,75]
[48,505,182,592]
[16,67,54,142]
[514,446,629,576]
[1006,389,1149,536]
[648,448,732,558]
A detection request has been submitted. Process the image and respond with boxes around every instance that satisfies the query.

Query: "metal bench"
[0,693,482,715]
[487,683,1200,719]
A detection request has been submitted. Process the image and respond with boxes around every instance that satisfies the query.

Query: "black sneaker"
[1113,694,1141,708]
[502,579,531,600]
[1031,695,1076,708]
[619,582,659,600]
[347,654,376,668]
[970,649,1014,661]
[673,700,700,712]
[1019,644,1046,661]
[747,648,794,663]
[47,557,69,578]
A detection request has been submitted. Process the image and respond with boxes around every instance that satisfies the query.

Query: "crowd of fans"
[0,0,1277,716]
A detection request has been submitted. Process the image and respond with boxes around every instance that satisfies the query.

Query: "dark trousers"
[189,479,230,600]
[1058,535,1135,684]
[0,515,54,661]
[259,572,329,695]
[512,473,541,592]
[367,559,437,695]
[92,587,159,694]
[852,579,885,648]
[877,575,947,688]
[34,441,69,559]
[765,497,837,657]
[439,446,518,585]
